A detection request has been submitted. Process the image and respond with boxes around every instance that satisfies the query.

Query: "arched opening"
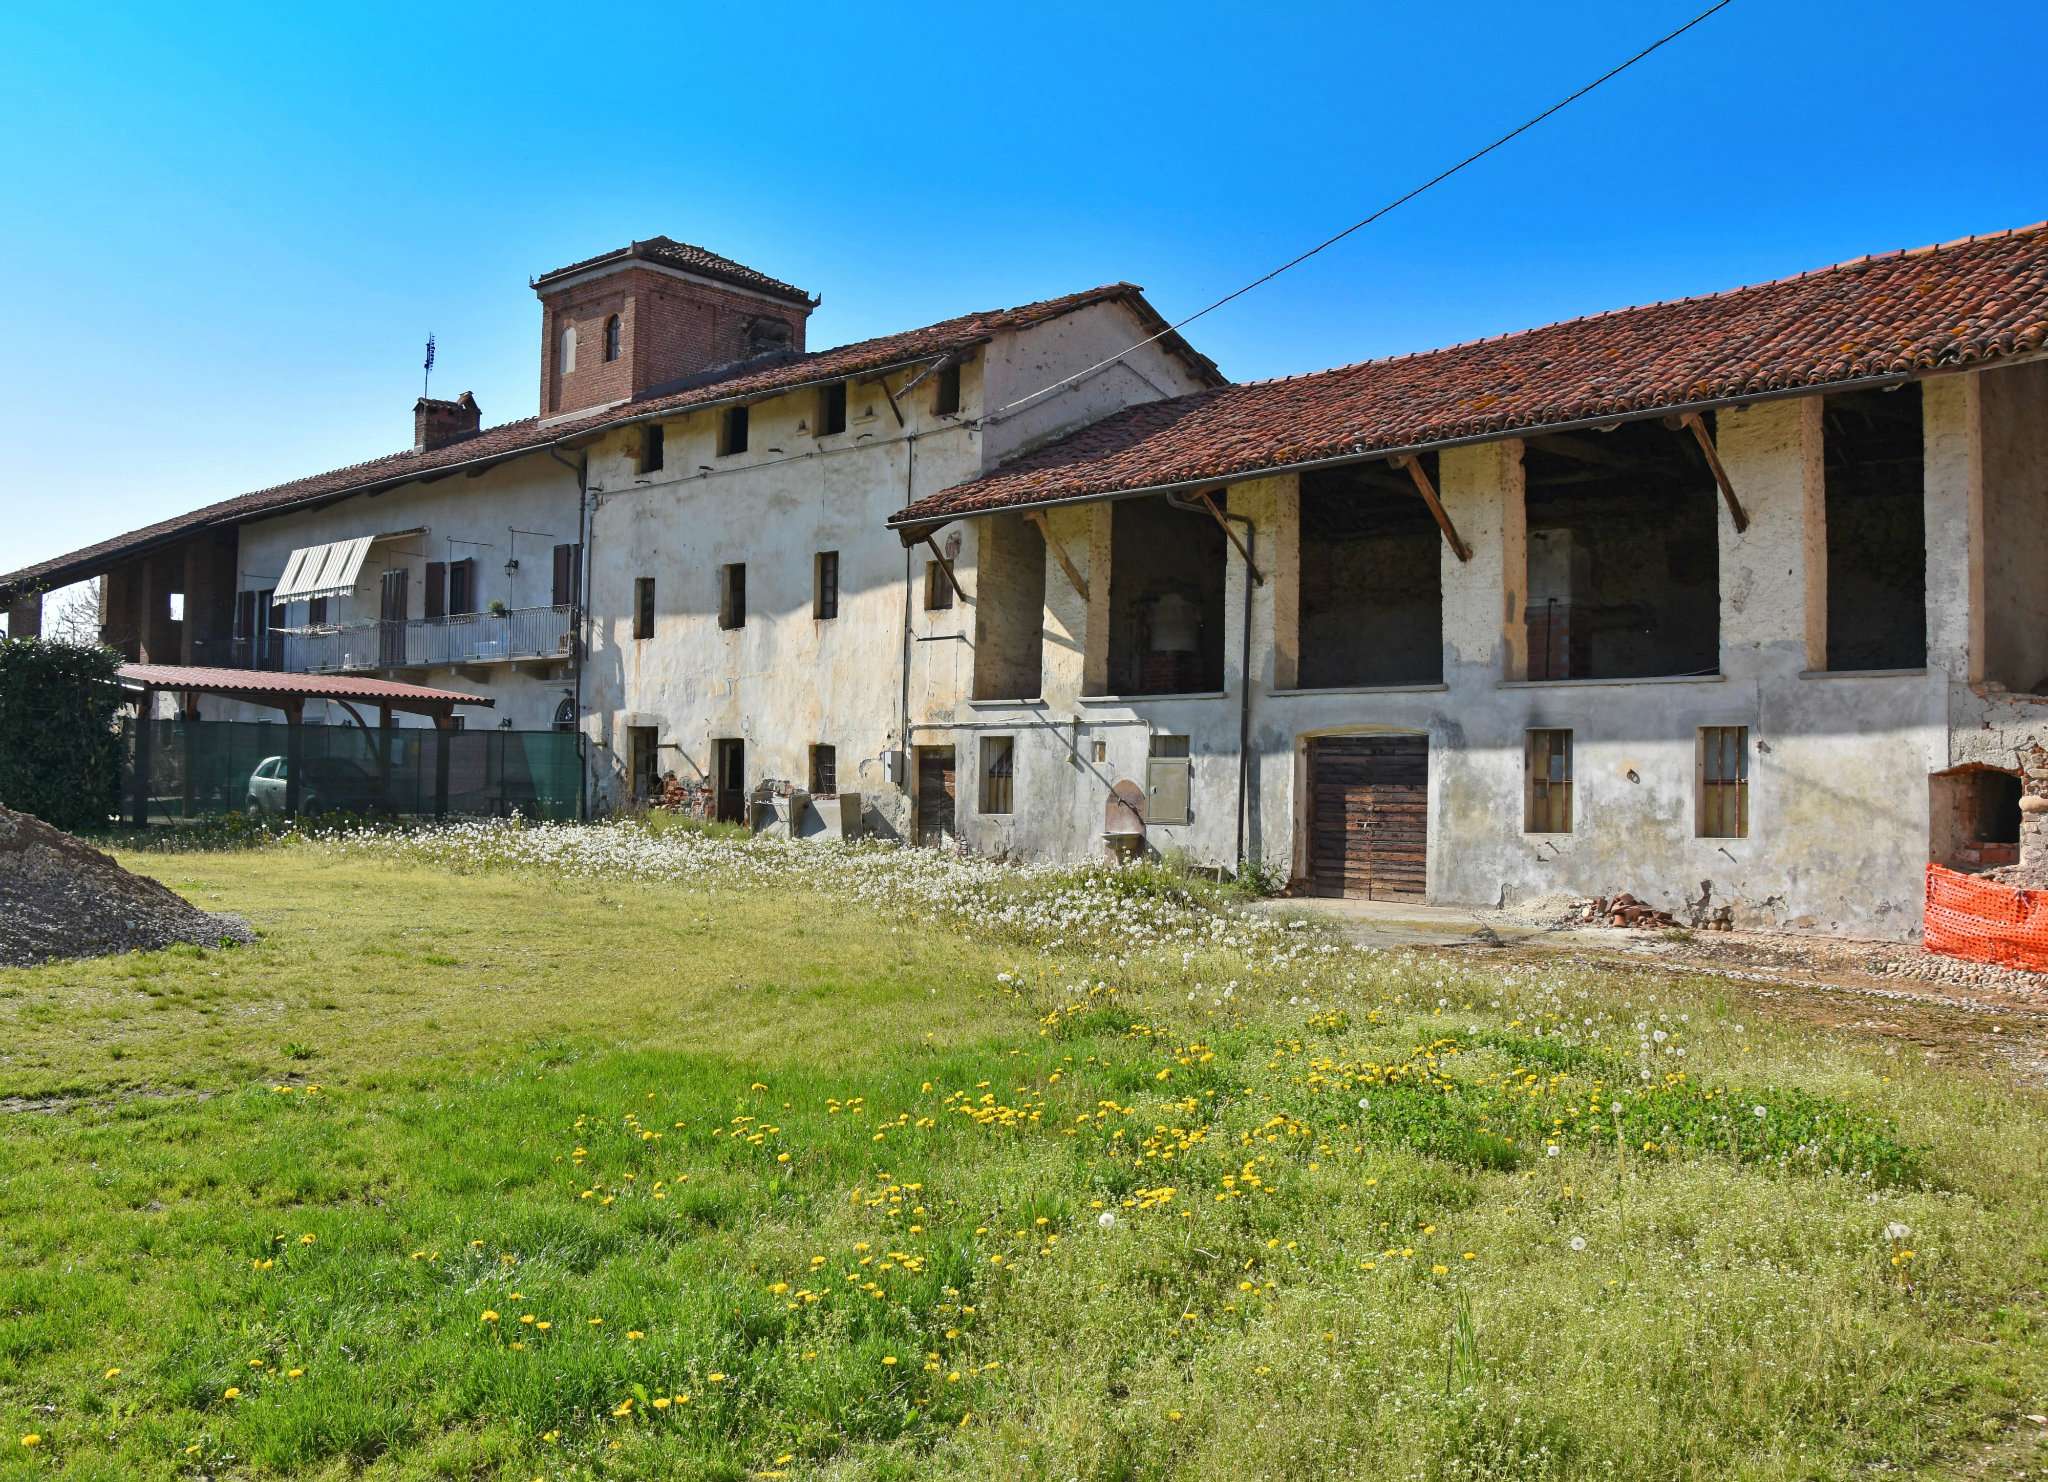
[603,314,621,362]
[1929,766,2022,873]
[552,696,576,733]
[558,323,577,376]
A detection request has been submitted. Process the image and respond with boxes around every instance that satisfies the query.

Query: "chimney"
[415,391,482,452]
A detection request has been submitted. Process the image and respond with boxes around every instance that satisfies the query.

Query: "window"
[980,735,1014,814]
[924,559,954,611]
[719,563,747,629]
[932,363,961,416]
[719,405,750,456]
[638,424,665,475]
[552,696,576,733]
[1823,384,1924,671]
[817,381,847,436]
[551,543,582,609]
[1525,729,1573,834]
[809,744,837,797]
[1698,726,1749,838]
[603,314,621,362]
[558,323,577,376]
[627,725,659,801]
[1147,734,1191,826]
[307,596,328,627]
[814,551,839,620]
[634,578,655,640]
[448,558,476,616]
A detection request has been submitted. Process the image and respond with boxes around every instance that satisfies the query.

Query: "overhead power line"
[988,0,1737,422]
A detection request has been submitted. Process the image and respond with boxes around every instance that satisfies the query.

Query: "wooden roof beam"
[1665,413,1748,533]
[1389,455,1471,562]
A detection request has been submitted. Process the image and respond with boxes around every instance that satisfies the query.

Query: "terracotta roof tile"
[532,236,815,305]
[3,283,1216,600]
[892,222,2048,527]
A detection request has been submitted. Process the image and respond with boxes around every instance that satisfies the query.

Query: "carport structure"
[118,664,494,823]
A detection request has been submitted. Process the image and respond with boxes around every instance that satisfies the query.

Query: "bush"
[0,635,125,831]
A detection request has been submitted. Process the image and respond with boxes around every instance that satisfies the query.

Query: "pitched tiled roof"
[532,236,815,305]
[892,221,2048,528]
[2,283,1218,601]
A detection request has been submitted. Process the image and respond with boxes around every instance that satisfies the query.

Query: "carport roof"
[118,665,494,711]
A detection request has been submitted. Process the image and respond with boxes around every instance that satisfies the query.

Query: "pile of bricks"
[1569,892,1679,929]
[654,773,715,819]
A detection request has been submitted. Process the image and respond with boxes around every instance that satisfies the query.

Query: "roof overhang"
[885,365,1948,543]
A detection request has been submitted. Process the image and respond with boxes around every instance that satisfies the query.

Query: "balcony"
[193,606,577,676]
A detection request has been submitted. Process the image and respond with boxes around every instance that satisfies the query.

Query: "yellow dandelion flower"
[480,1311,500,1323]
[298,1234,316,1245]
[287,1368,304,1379]
[21,1434,42,1448]
[652,1397,671,1410]
[882,1355,898,1366]
[223,1387,241,1399]
[627,1330,644,1341]
[104,1366,121,1379]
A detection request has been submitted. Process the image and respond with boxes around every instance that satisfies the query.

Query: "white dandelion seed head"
[1569,1235,1587,1252]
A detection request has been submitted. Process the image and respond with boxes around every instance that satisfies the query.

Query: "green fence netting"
[122,719,583,822]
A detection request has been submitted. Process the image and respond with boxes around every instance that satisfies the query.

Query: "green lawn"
[1,823,2044,1480]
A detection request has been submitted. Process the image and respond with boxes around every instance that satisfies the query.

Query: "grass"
[1,823,2045,1479]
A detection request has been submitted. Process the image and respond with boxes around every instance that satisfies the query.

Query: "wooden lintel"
[1670,412,1748,532]
[1391,455,1471,563]
[1023,509,1089,601]
[923,535,967,603]
[1194,491,1264,585]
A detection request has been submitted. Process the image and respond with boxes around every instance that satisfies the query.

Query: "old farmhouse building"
[4,222,2046,939]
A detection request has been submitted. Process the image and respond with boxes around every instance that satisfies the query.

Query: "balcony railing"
[191,606,576,674]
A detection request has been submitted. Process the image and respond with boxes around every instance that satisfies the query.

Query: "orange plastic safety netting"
[1924,863,2048,973]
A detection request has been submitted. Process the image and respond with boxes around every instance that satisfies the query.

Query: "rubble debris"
[1562,892,1686,930]
[0,805,252,967]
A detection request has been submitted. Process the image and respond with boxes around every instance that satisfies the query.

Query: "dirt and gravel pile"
[0,805,252,967]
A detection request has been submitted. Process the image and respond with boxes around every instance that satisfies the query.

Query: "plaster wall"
[221,455,582,729]
[581,299,1210,832]
[949,379,2046,939]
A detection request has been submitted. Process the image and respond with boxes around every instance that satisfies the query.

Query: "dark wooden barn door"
[1307,735,1427,900]
[915,747,955,846]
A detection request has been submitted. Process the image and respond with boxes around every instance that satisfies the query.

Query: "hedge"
[0,637,125,832]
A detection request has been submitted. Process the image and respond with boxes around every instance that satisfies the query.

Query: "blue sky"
[1,0,2042,582]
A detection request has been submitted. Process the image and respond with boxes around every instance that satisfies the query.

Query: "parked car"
[246,756,389,815]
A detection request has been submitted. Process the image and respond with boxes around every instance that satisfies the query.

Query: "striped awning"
[273,536,377,602]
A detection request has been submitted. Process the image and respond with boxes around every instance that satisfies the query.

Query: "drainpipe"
[898,433,917,812]
[1167,492,1257,874]
[548,445,591,820]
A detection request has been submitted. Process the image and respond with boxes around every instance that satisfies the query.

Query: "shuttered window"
[424,561,446,620]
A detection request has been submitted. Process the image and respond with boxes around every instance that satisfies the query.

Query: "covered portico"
[118,664,494,823]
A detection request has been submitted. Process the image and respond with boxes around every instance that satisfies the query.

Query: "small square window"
[719,405,750,456]
[814,551,839,620]
[1525,729,1572,833]
[638,423,665,475]
[924,559,954,611]
[932,363,961,416]
[633,577,655,640]
[809,744,837,797]
[817,382,847,436]
[980,735,1014,814]
[1698,726,1749,838]
[719,563,747,630]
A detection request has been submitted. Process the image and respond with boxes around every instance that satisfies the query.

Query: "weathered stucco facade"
[937,359,2048,940]
[578,297,1216,833]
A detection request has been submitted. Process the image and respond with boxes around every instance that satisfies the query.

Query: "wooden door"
[1307,735,1427,900]
[714,739,745,824]
[915,747,955,846]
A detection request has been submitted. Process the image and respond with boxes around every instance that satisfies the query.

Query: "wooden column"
[129,689,154,828]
